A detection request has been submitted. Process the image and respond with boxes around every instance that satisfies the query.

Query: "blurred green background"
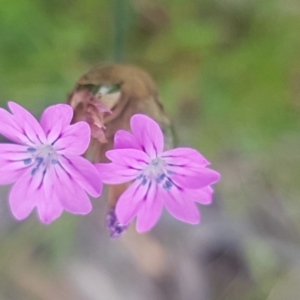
[1,0,300,299]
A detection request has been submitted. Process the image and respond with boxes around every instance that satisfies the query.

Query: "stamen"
[163,180,173,191]
[141,176,148,185]
[36,157,44,165]
[136,174,143,180]
[31,168,38,176]
[152,159,159,166]
[27,147,36,153]
[156,173,165,183]
[23,158,32,165]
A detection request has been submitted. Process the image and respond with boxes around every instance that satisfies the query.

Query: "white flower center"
[138,158,173,190]
[24,145,58,176]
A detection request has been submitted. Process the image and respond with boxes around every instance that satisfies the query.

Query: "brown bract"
[68,63,172,162]
[68,89,111,144]
[67,63,173,207]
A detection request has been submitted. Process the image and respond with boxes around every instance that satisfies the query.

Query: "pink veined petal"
[54,121,90,155]
[170,167,220,189]
[163,186,200,224]
[8,101,47,145]
[58,155,102,198]
[36,196,64,224]
[0,107,32,145]
[161,147,210,167]
[40,104,73,144]
[9,169,41,220]
[0,143,32,184]
[0,143,33,160]
[115,180,148,225]
[48,164,92,215]
[136,181,163,233]
[96,163,140,184]
[114,130,142,150]
[36,169,63,224]
[130,114,164,158]
[106,148,150,168]
[10,166,62,224]
[185,186,214,205]
[0,160,29,184]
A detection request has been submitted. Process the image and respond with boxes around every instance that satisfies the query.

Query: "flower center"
[138,157,173,190]
[24,145,58,176]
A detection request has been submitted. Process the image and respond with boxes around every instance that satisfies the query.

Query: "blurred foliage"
[1,0,300,299]
[0,0,299,150]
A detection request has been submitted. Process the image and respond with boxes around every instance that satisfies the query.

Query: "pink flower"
[0,102,102,224]
[97,114,220,233]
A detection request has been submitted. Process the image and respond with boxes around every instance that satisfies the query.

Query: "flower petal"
[0,144,31,184]
[114,130,142,150]
[0,107,31,144]
[40,104,73,144]
[38,167,64,224]
[96,163,139,184]
[50,164,92,214]
[106,148,150,168]
[8,101,47,145]
[130,114,164,158]
[115,180,148,225]
[54,121,90,155]
[163,186,200,224]
[170,168,220,189]
[136,182,163,233]
[58,155,102,197]
[0,161,28,184]
[161,147,210,167]
[37,201,63,224]
[9,169,40,220]
[185,186,214,205]
[0,143,33,160]
[36,187,63,224]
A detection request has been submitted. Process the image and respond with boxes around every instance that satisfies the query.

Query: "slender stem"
[114,0,124,62]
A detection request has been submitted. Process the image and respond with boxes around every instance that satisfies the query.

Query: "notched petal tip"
[136,226,148,234]
[10,210,29,222]
[209,169,221,184]
[55,121,91,155]
[7,101,33,118]
[164,188,201,225]
[171,167,220,190]
[7,101,19,111]
[54,103,73,112]
[130,114,152,126]
[194,186,214,205]
[39,216,54,225]
[136,220,155,233]
[114,130,141,150]
[130,114,164,157]
[41,103,74,126]
[7,101,47,144]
